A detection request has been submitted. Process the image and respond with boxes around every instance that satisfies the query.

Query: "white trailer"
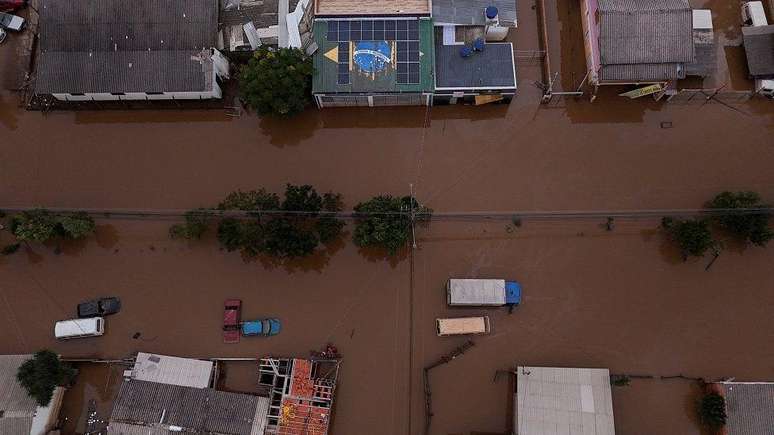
[446,278,522,306]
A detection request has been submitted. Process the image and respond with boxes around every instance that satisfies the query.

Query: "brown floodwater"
[1,1,774,434]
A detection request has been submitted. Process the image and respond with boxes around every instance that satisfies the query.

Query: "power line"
[1,206,772,221]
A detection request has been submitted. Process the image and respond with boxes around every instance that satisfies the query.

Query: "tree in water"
[708,191,773,247]
[661,217,718,260]
[353,195,432,255]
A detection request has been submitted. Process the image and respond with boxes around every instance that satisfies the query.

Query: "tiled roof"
[110,379,268,435]
[742,25,774,78]
[34,0,217,94]
[432,0,517,27]
[722,383,774,435]
[597,0,693,81]
[434,40,516,89]
[0,355,36,435]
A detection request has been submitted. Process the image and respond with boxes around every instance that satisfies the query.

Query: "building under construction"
[258,357,340,435]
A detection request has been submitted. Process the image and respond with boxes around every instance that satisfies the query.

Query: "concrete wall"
[580,0,601,86]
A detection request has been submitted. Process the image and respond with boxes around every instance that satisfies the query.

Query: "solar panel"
[337,41,349,85]
[326,19,421,85]
[326,19,419,43]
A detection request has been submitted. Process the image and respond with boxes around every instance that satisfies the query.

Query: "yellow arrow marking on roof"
[324,46,338,63]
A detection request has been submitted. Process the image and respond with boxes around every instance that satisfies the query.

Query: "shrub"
[698,392,727,429]
[239,47,313,116]
[169,210,211,240]
[11,210,96,243]
[16,350,75,406]
[218,189,279,212]
[708,191,773,247]
[2,243,21,255]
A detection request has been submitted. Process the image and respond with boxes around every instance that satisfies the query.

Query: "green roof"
[312,18,435,94]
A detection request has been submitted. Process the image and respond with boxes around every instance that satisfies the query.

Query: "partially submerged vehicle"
[0,11,24,31]
[223,299,242,344]
[436,316,491,336]
[447,278,522,307]
[77,297,121,318]
[0,27,6,44]
[241,318,281,337]
[55,317,105,339]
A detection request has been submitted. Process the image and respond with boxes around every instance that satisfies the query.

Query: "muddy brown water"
[2,1,774,435]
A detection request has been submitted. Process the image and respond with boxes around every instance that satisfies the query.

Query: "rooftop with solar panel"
[310,0,518,107]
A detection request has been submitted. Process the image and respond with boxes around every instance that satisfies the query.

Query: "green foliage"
[611,375,630,387]
[708,191,773,247]
[10,210,96,243]
[218,189,279,212]
[11,209,58,242]
[16,350,75,406]
[662,217,717,258]
[353,195,432,255]
[215,185,344,259]
[58,212,96,239]
[262,218,319,257]
[217,218,245,252]
[170,210,211,240]
[698,393,727,429]
[239,47,313,117]
[2,243,21,255]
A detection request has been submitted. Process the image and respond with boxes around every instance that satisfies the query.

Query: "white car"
[0,12,24,31]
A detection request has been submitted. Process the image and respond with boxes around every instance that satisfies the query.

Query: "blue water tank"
[460,46,473,58]
[485,6,499,20]
[473,37,485,52]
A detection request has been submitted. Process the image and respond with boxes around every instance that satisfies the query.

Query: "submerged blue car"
[241,318,281,337]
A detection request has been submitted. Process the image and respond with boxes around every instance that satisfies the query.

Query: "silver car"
[0,12,24,31]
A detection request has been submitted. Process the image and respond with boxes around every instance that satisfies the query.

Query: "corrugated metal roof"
[597,0,693,82]
[434,42,516,89]
[722,383,774,435]
[110,380,268,435]
[131,353,213,389]
[432,0,517,27]
[515,366,615,435]
[107,421,198,434]
[0,355,37,435]
[34,0,217,95]
[742,25,774,78]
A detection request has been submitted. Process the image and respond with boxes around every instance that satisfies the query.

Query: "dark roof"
[722,383,774,435]
[110,380,265,435]
[35,0,217,94]
[434,41,516,89]
[432,0,517,27]
[597,0,693,82]
[742,25,774,78]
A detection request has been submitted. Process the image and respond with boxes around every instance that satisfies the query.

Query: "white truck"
[446,278,522,307]
[742,1,774,97]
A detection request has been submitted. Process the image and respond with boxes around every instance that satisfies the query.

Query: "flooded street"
[1,1,774,435]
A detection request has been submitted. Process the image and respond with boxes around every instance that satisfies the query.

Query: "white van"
[436,316,491,336]
[742,1,768,26]
[55,317,105,339]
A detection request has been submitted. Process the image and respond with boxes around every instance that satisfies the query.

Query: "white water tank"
[484,6,509,41]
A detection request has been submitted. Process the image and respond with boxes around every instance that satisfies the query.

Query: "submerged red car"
[0,0,25,12]
[223,299,242,344]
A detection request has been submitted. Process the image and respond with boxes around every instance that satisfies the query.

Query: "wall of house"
[580,0,600,86]
[432,91,515,105]
[50,71,222,102]
[315,93,431,108]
